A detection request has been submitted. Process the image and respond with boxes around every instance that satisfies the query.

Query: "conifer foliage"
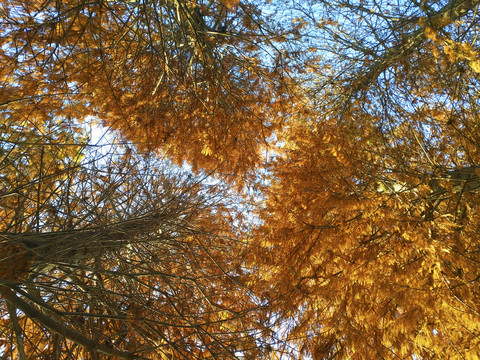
[2,0,480,358]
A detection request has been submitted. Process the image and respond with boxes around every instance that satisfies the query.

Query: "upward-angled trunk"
[1,209,185,278]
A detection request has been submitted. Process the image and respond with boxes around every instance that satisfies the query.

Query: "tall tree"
[0,1,291,358]
[0,124,270,359]
[1,0,291,179]
[249,0,480,358]
[4,0,480,359]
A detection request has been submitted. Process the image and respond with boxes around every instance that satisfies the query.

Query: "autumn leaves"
[2,0,480,358]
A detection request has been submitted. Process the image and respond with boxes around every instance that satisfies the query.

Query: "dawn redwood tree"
[248,0,480,358]
[0,0,292,179]
[4,0,480,359]
[0,0,290,358]
[0,122,270,359]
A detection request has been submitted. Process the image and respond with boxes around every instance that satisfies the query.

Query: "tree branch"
[0,286,147,360]
[6,301,27,360]
[353,0,480,91]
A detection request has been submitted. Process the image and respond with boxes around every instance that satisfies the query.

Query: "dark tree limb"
[0,286,147,360]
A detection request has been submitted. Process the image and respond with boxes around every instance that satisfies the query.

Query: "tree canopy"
[2,0,480,359]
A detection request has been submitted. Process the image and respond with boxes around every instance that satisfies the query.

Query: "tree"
[247,0,480,358]
[1,1,290,358]
[0,122,271,359]
[0,0,291,179]
[4,0,480,359]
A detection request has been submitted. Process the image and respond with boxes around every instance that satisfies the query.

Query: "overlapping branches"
[0,0,293,179]
[0,125,268,359]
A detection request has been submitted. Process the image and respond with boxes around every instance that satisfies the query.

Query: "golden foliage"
[2,0,480,359]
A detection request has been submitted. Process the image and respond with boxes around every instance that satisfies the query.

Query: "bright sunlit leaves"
[2,0,480,359]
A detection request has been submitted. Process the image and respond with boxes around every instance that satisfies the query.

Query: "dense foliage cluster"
[1,0,480,358]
